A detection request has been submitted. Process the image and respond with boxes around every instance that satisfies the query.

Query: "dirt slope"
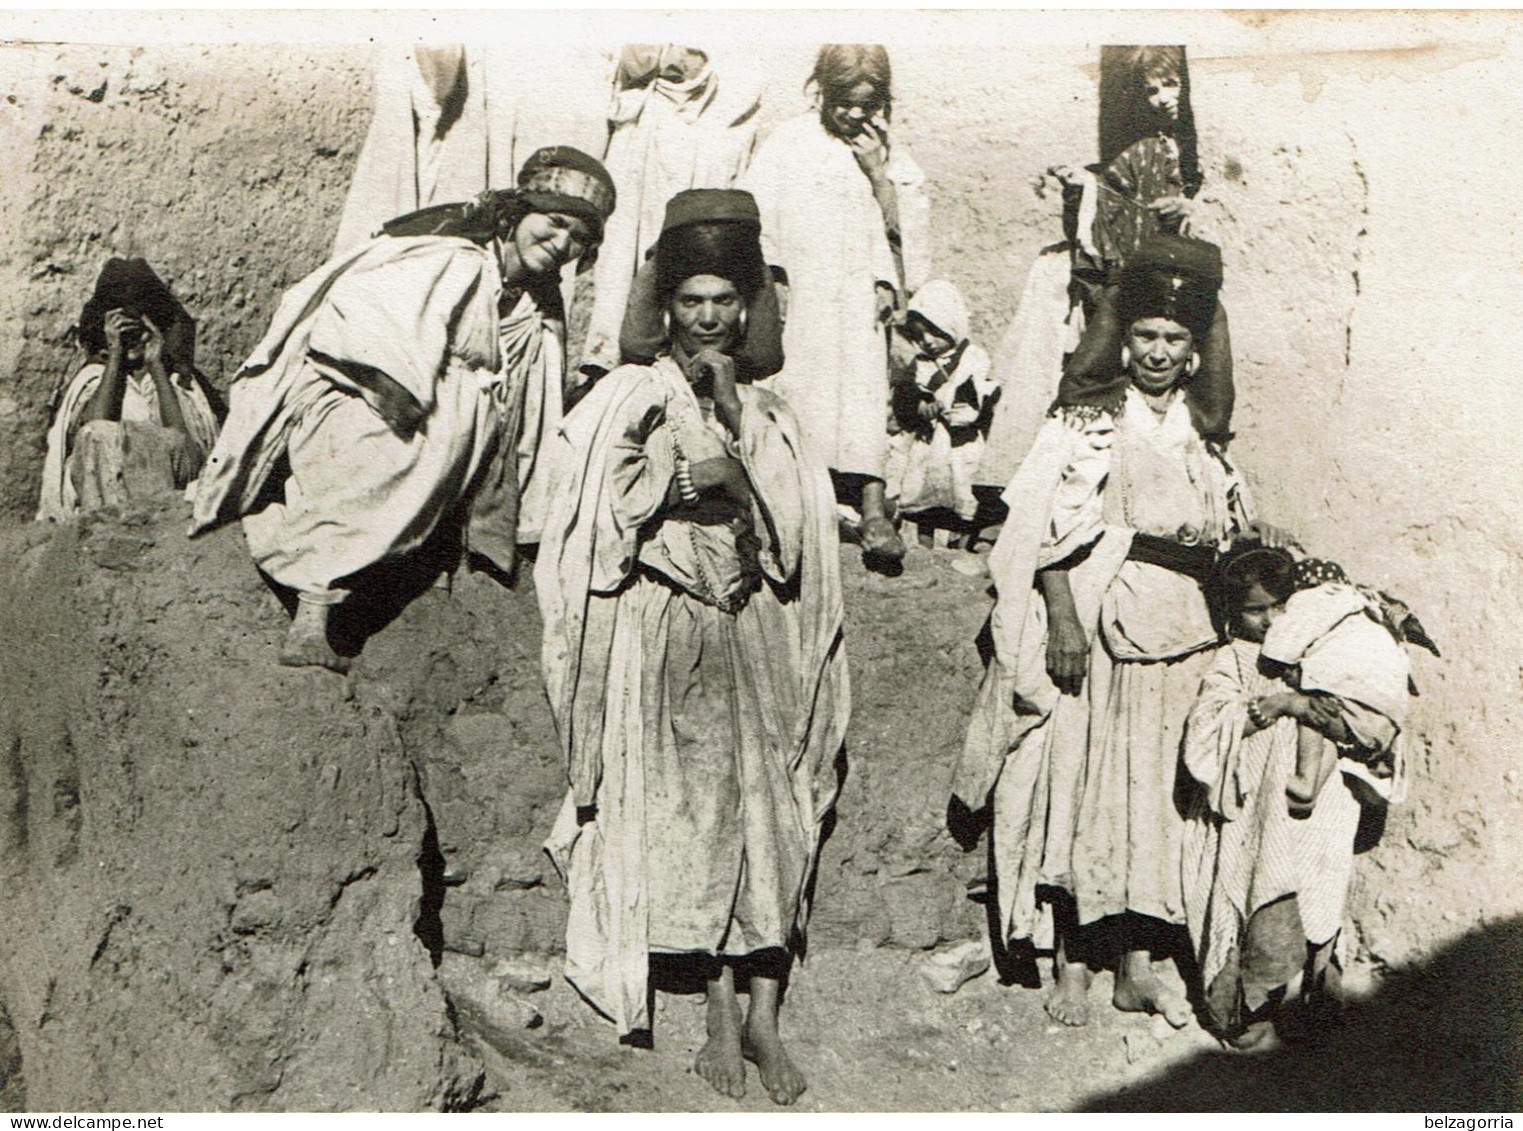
[0,498,1514,1110]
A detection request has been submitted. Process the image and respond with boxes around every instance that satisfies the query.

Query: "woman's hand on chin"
[1246,520,1302,552]
[691,348,744,435]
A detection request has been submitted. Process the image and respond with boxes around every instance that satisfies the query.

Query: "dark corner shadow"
[1078,915,1523,1112]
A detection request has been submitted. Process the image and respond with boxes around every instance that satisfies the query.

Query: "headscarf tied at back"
[380,145,617,272]
[1054,233,1233,441]
[618,187,784,380]
[73,257,223,418]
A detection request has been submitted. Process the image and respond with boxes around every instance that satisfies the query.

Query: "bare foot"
[1114,953,1191,1029]
[742,1018,807,1105]
[858,514,906,565]
[695,977,746,1101]
[743,972,806,1105]
[1285,773,1320,819]
[279,602,349,673]
[1226,1018,1279,1052]
[1044,959,1093,1027]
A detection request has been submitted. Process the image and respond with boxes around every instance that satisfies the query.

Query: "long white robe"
[974,247,1080,490]
[191,235,562,599]
[580,46,761,374]
[333,46,522,256]
[743,113,930,479]
[538,358,849,1035]
[37,362,218,521]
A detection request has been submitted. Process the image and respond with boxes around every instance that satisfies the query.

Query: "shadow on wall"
[1079,915,1523,1112]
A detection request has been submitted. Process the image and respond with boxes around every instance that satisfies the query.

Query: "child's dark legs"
[1226,994,1283,1052]
[739,951,807,1106]
[695,961,746,1100]
[1044,890,1094,1027]
[1306,935,1341,1001]
[1272,935,1346,1046]
[1299,934,1345,1026]
[1112,912,1191,1028]
[1287,724,1338,818]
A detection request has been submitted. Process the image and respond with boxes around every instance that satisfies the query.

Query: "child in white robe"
[885,280,999,526]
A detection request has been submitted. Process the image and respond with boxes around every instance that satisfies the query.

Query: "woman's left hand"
[1247,520,1302,551]
[848,119,890,183]
[691,347,743,435]
[142,314,167,371]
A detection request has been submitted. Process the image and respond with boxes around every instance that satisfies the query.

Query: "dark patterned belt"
[1126,532,1218,584]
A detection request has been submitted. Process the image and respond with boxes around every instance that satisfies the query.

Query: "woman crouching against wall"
[192,147,614,671]
[537,190,849,1105]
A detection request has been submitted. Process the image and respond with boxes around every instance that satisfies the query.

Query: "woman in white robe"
[539,190,847,1106]
[194,148,616,672]
[743,44,930,565]
[580,44,761,376]
[952,236,1296,1030]
[38,259,219,521]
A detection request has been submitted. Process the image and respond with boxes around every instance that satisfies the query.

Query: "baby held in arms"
[1228,549,1438,817]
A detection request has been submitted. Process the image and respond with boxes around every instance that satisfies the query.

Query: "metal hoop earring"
[737,306,749,340]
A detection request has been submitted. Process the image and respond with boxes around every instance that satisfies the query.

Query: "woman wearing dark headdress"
[539,190,847,1105]
[953,236,1296,1030]
[193,147,615,672]
[743,44,931,565]
[38,259,220,521]
[977,45,1225,495]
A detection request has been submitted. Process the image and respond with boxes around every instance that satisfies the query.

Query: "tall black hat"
[619,189,783,380]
